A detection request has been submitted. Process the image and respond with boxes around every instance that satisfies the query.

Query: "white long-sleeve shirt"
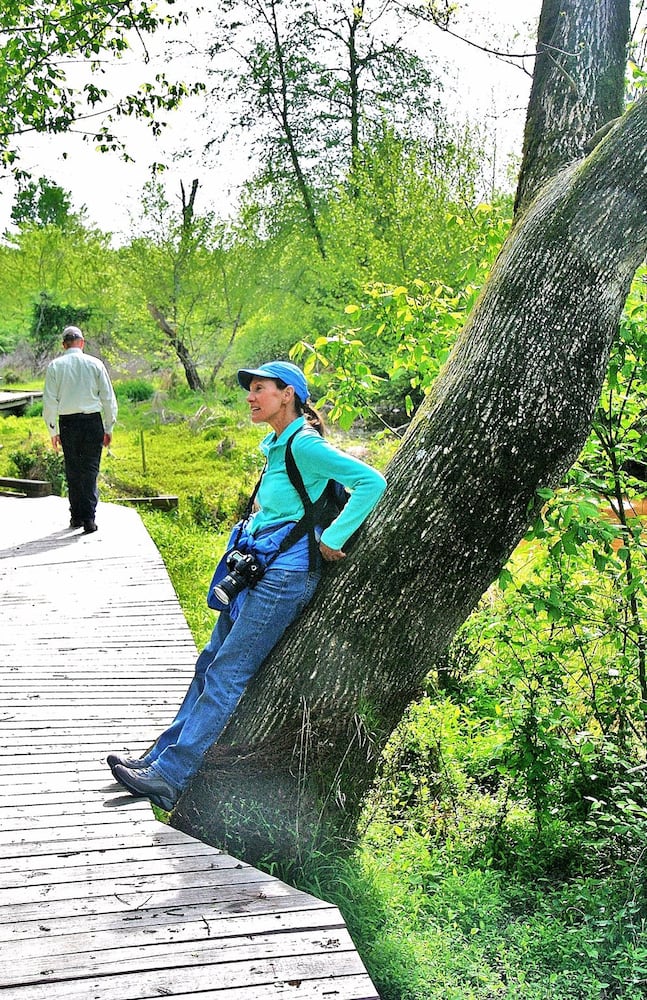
[43,348,118,436]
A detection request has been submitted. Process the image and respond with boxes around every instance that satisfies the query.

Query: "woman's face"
[246,376,294,428]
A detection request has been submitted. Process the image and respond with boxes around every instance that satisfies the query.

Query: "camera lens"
[212,578,237,606]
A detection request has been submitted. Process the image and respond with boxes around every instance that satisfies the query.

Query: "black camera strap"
[229,458,267,552]
[279,428,328,569]
[242,462,266,521]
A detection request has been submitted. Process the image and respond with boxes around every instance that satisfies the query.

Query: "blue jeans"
[143,566,320,792]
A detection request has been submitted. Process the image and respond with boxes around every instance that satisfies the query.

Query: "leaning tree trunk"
[173,0,643,864]
[147,302,205,392]
[515,0,628,214]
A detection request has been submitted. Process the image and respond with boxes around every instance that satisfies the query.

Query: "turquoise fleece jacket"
[248,416,387,551]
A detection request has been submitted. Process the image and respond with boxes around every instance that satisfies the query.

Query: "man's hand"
[50,434,61,451]
[103,432,112,447]
[319,541,346,562]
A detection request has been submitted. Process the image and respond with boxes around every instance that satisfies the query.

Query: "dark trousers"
[58,412,105,524]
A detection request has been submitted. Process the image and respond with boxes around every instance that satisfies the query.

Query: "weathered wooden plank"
[0,668,194,684]
[1,804,158,830]
[0,752,147,767]
[0,707,180,722]
[0,756,126,771]
[0,826,196,863]
[2,783,152,805]
[2,927,358,987]
[4,780,137,800]
[114,495,179,510]
[0,705,177,732]
[0,892,334,946]
[0,476,52,497]
[1,728,177,746]
[156,979,379,1000]
[0,863,275,909]
[7,906,345,964]
[0,976,379,1000]
[1,740,143,753]
[0,837,218,872]
[0,819,170,852]
[0,842,221,882]
[0,950,375,1000]
[0,827,194,860]
[0,390,43,411]
[0,688,189,701]
[0,876,296,925]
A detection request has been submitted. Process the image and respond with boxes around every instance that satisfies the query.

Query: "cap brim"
[237,368,266,391]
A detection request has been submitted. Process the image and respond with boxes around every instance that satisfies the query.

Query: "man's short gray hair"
[62,326,84,343]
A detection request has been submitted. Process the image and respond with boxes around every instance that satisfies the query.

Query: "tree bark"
[514,0,628,214]
[172,0,644,864]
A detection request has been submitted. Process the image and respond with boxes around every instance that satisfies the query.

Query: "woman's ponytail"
[302,400,325,436]
[274,377,326,436]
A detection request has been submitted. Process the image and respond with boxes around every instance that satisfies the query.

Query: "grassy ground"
[2,387,645,1000]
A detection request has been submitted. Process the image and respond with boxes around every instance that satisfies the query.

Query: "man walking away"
[43,326,118,533]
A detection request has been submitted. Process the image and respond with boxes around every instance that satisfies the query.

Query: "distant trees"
[206,0,443,257]
[11,178,76,230]
[0,112,494,382]
[30,295,92,365]
[0,2,200,362]
[146,179,206,391]
[117,178,282,389]
[0,0,516,390]
[0,185,116,361]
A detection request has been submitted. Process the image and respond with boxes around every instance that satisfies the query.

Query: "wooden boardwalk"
[0,495,379,1000]
[0,390,43,414]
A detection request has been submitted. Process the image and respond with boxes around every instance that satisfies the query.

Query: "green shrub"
[10,441,49,480]
[115,378,155,403]
[187,491,219,529]
[9,440,66,495]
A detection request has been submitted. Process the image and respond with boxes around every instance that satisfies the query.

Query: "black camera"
[212,549,264,607]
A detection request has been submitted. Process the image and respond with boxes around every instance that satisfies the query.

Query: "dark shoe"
[83,520,98,533]
[69,517,83,528]
[107,752,149,782]
[113,764,179,811]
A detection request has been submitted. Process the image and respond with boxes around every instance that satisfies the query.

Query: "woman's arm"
[293,433,387,552]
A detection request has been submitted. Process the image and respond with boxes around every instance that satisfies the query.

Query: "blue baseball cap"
[237,361,309,403]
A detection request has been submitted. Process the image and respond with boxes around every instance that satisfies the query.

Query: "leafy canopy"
[11,176,75,228]
[0,1,199,167]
